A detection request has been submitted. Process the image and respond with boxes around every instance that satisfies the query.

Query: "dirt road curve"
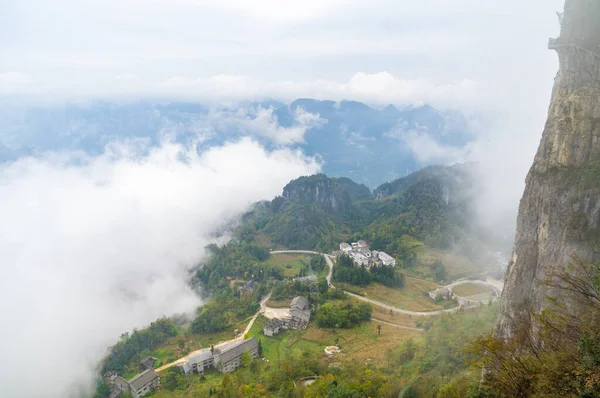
[269,250,503,317]
[269,250,334,285]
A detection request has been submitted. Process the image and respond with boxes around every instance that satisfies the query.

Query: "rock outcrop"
[496,0,600,341]
[282,174,356,214]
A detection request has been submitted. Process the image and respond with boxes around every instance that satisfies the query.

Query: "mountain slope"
[240,165,479,257]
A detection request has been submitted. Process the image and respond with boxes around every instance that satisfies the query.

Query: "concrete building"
[128,369,160,398]
[180,338,259,375]
[428,287,453,301]
[186,348,215,374]
[263,318,284,336]
[289,296,311,329]
[263,296,312,336]
[104,369,160,398]
[349,252,369,267]
[214,338,259,373]
[339,242,352,253]
[378,251,397,267]
[138,356,157,371]
[103,372,130,398]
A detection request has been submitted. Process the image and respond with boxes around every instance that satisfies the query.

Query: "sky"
[2,0,563,108]
[0,0,567,396]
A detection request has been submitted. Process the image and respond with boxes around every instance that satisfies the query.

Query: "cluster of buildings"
[339,240,397,268]
[263,296,312,336]
[104,359,160,398]
[104,338,260,398]
[181,337,259,374]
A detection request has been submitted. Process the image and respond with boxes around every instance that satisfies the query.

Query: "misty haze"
[4,0,600,397]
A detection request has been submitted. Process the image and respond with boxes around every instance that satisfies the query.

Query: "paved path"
[346,292,458,316]
[157,293,272,373]
[371,318,424,332]
[269,249,503,317]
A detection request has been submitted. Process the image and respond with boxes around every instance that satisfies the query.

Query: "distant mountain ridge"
[240,163,481,256]
[0,99,477,188]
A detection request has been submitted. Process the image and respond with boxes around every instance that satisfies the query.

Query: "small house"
[378,251,397,267]
[138,356,157,371]
[128,369,160,398]
[263,318,284,337]
[339,242,352,253]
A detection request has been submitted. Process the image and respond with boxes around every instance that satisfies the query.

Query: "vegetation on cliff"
[474,259,600,397]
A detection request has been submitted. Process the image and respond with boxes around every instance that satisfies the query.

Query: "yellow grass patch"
[452,283,495,297]
[341,278,443,312]
[415,246,478,280]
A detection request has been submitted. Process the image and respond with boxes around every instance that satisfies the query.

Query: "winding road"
[159,250,501,371]
[269,249,503,317]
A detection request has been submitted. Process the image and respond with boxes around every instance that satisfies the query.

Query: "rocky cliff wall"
[496,0,600,340]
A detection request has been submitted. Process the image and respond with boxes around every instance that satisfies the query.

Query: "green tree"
[241,351,252,368]
[164,366,184,391]
[258,339,263,356]
[92,379,110,398]
[399,385,418,398]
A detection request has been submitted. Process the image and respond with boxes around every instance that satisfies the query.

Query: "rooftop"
[188,349,213,364]
[217,338,258,364]
[290,296,309,310]
[128,369,158,391]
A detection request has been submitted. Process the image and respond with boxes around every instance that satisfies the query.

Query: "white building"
[350,252,370,267]
[339,242,352,253]
[378,252,397,267]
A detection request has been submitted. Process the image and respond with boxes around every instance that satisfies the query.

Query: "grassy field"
[151,315,420,397]
[248,315,419,368]
[414,245,478,281]
[340,278,447,312]
[261,253,323,278]
[452,283,495,297]
[265,298,292,308]
[366,300,419,327]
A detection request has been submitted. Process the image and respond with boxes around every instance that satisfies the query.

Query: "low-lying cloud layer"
[0,138,319,397]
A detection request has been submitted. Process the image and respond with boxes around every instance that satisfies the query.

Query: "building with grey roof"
[186,348,215,374]
[128,369,160,398]
[263,318,284,336]
[138,356,157,371]
[378,251,397,267]
[214,338,259,373]
[264,296,312,337]
[289,296,311,328]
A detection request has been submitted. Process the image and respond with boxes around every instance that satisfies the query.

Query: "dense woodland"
[315,301,372,328]
[240,166,488,265]
[102,318,178,375]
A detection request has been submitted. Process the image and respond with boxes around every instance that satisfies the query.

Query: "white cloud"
[216,106,326,145]
[119,72,479,109]
[0,72,33,94]
[0,137,319,397]
[151,104,326,145]
[391,128,474,164]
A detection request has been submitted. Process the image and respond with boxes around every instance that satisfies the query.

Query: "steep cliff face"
[496,0,600,340]
[282,174,355,214]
